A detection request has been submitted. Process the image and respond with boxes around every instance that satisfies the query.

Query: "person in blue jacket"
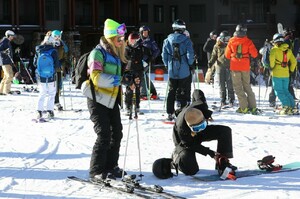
[161,19,194,121]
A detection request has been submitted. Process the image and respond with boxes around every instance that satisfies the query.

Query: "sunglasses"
[188,120,207,133]
[117,36,125,42]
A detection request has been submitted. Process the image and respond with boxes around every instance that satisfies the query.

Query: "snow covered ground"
[1,74,300,199]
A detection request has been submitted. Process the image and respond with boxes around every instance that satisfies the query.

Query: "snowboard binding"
[257,155,282,171]
[216,155,237,180]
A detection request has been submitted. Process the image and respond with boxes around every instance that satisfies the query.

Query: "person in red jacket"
[225,24,259,114]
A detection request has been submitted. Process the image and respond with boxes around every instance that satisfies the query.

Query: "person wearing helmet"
[51,30,69,111]
[269,33,297,115]
[208,31,235,107]
[161,19,195,121]
[0,30,16,95]
[33,35,60,119]
[123,32,151,115]
[138,25,160,100]
[203,30,218,84]
[225,24,259,114]
[169,90,236,177]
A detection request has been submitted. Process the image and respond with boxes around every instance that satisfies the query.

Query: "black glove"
[208,150,216,158]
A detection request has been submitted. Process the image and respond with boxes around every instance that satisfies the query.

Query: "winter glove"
[112,75,121,87]
[208,150,216,158]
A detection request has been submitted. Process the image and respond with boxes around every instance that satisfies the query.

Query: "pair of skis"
[68,175,186,199]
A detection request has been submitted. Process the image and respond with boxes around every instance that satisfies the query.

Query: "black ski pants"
[87,99,123,177]
[167,75,192,114]
[173,125,233,175]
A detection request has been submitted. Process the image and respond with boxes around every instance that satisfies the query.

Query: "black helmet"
[172,19,186,33]
[152,158,174,179]
[235,24,247,32]
[219,31,230,43]
[139,25,150,33]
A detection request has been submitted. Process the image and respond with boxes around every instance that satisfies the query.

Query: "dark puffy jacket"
[173,89,213,156]
[0,37,14,65]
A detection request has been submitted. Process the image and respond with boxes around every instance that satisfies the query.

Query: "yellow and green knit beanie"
[104,18,126,39]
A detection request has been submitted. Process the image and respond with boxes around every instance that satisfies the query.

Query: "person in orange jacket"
[225,24,259,114]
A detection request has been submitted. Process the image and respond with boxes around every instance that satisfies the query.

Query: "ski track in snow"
[1,76,300,198]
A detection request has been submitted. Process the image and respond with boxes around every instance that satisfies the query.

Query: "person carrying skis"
[0,30,16,95]
[225,24,259,114]
[161,19,194,121]
[139,25,159,100]
[269,33,297,115]
[124,32,149,114]
[208,31,235,107]
[33,35,60,119]
[172,89,236,176]
[81,18,127,181]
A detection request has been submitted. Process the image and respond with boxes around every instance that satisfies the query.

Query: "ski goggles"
[188,120,207,133]
[105,24,127,36]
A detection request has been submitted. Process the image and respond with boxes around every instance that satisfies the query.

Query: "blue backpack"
[37,49,55,78]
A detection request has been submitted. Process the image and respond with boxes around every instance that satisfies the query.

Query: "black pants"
[87,99,123,177]
[173,125,233,175]
[54,71,62,104]
[167,75,192,114]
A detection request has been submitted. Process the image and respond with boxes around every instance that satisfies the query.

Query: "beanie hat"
[104,18,126,39]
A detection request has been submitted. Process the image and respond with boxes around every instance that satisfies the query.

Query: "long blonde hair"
[106,37,128,63]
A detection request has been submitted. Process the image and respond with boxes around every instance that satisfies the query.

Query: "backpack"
[172,43,181,62]
[74,47,106,89]
[37,49,55,79]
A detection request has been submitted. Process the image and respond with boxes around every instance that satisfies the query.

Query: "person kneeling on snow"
[172,96,236,176]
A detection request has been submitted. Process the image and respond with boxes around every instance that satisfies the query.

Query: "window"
[45,0,59,21]
[0,0,12,24]
[75,0,92,26]
[189,4,206,22]
[154,5,163,23]
[170,5,178,23]
[97,0,113,23]
[18,0,39,25]
[139,4,148,23]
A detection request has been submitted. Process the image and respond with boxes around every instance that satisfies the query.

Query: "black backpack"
[74,51,90,89]
[74,47,106,90]
[172,43,181,62]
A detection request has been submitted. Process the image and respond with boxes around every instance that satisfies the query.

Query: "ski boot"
[47,110,55,119]
[257,155,282,171]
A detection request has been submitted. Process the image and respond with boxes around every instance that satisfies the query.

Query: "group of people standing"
[1,18,298,181]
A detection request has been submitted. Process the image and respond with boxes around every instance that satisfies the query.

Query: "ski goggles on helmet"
[188,120,207,133]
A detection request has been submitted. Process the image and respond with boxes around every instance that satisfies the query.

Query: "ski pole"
[148,61,152,111]
[133,89,143,181]
[162,78,169,116]
[143,71,151,111]
[195,58,200,89]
